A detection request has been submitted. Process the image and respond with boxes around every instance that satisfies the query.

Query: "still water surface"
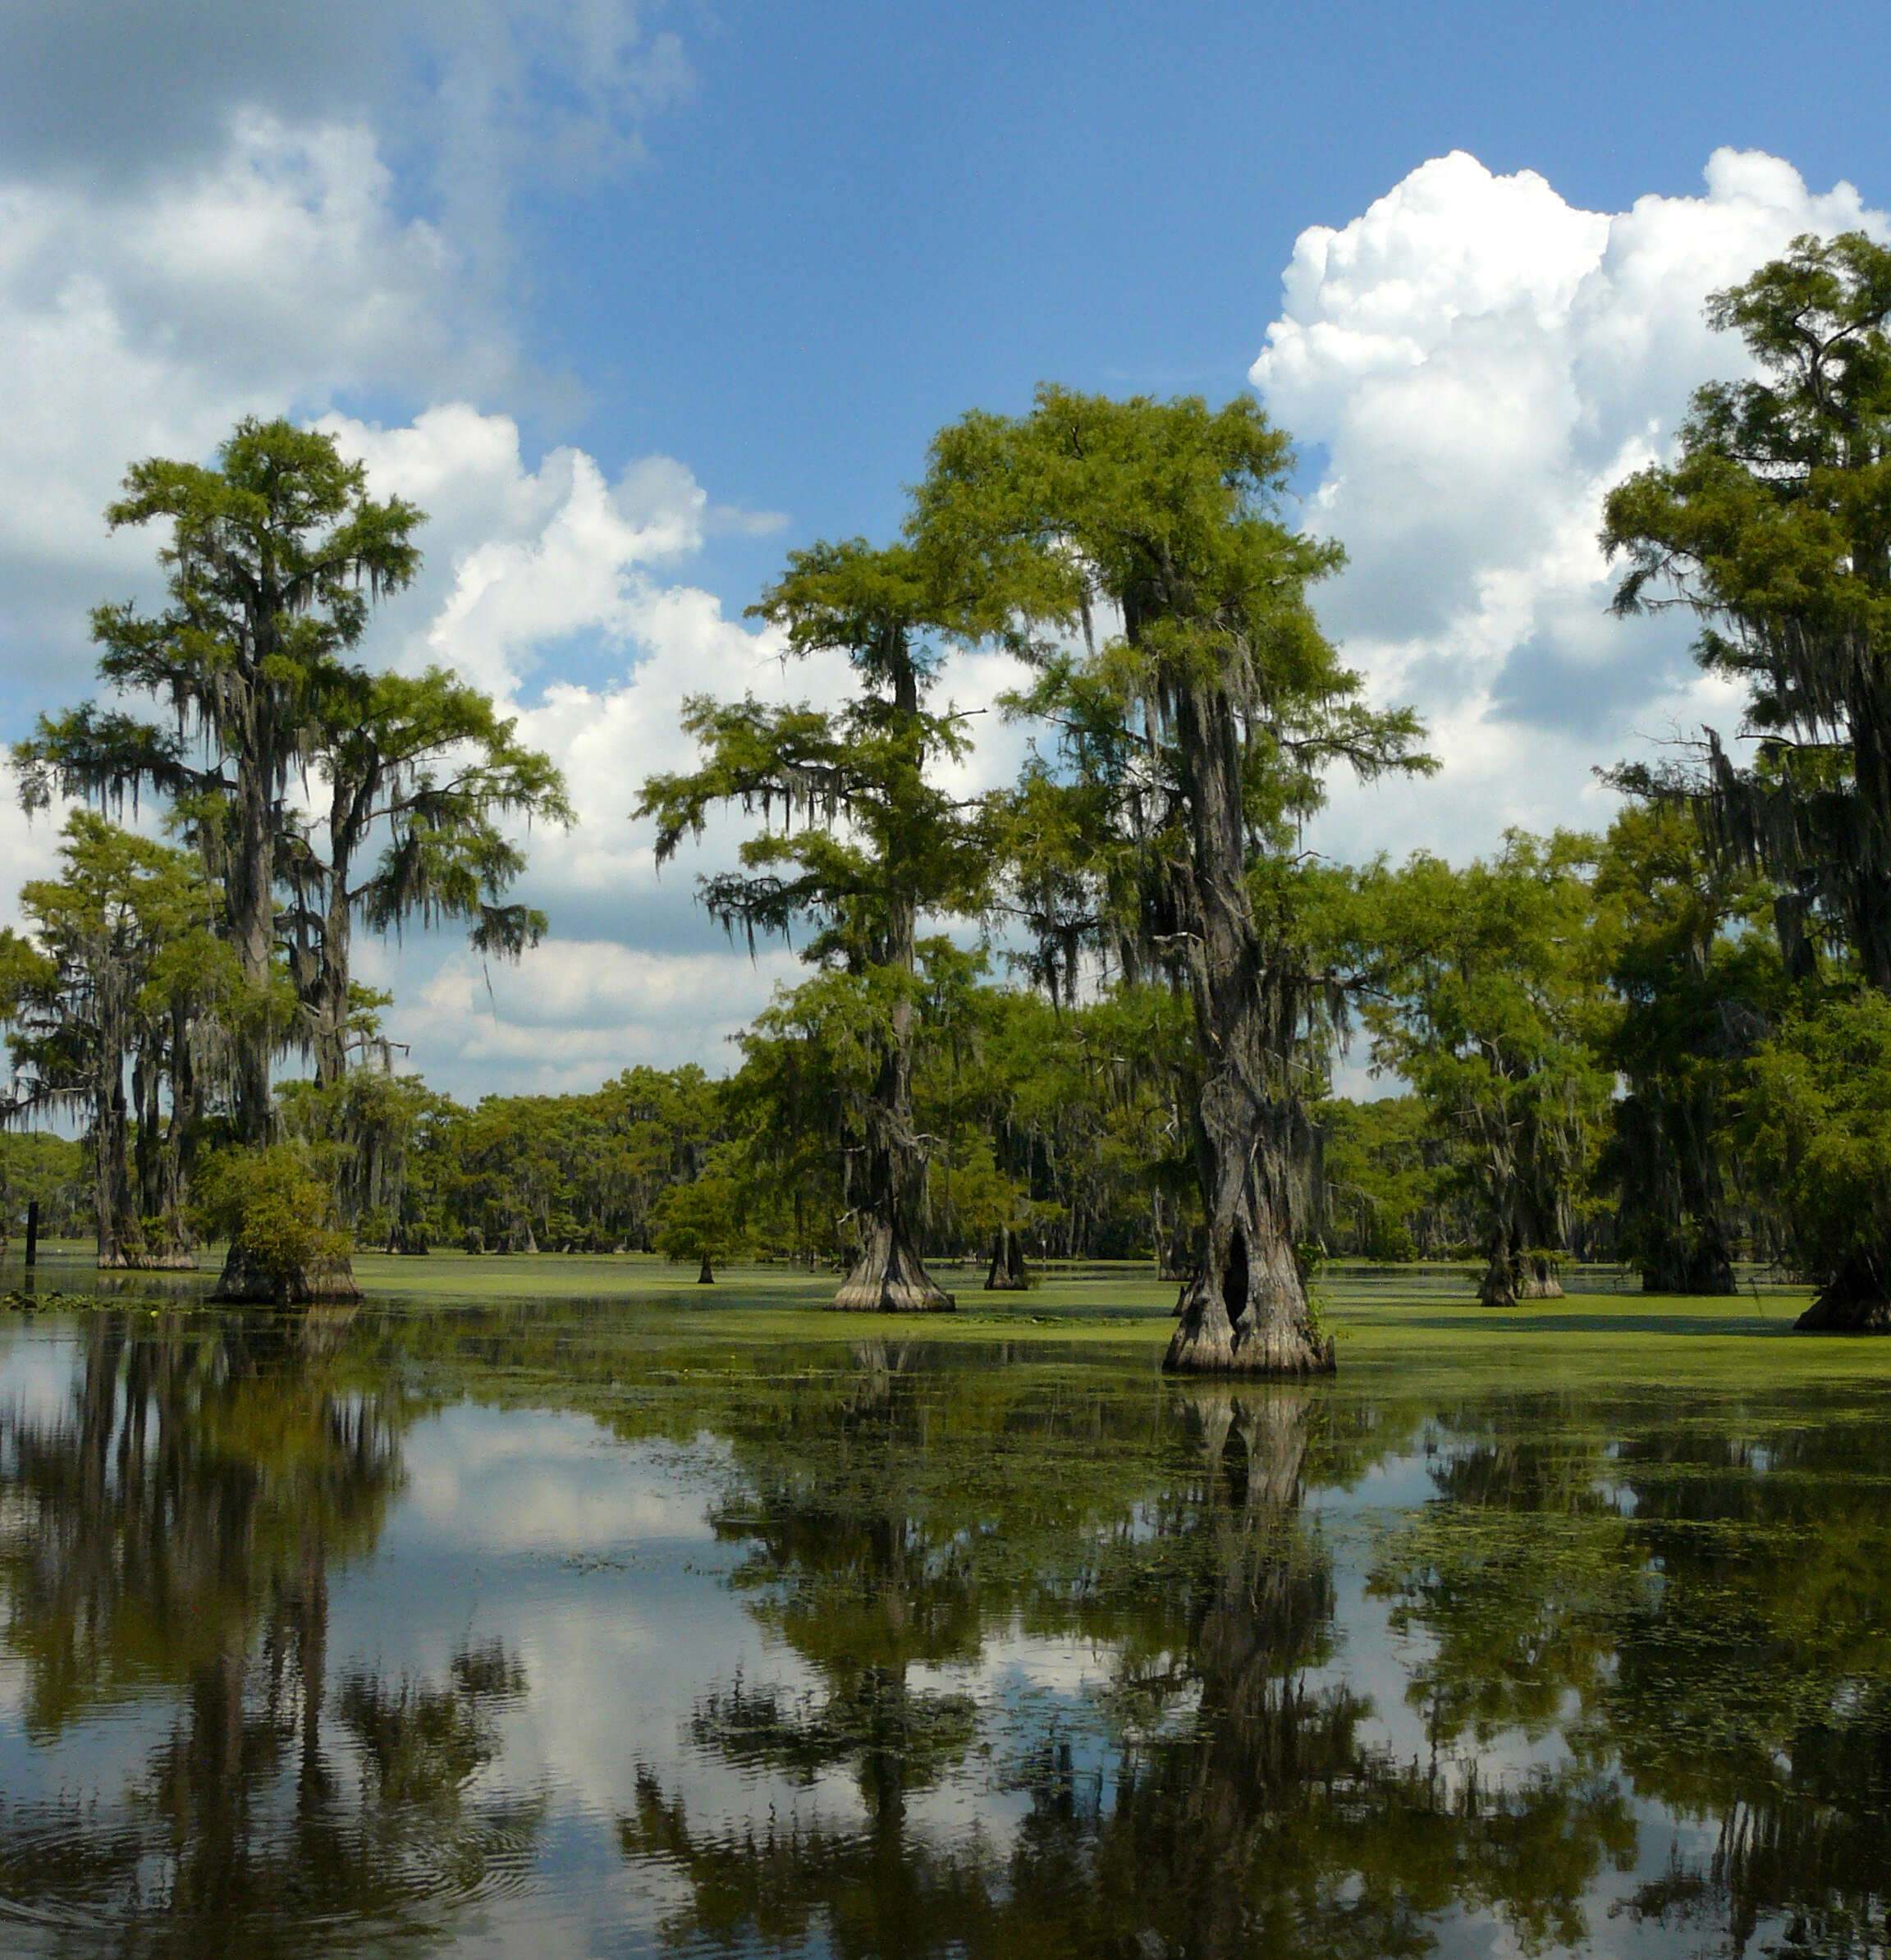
[0,1296,1886,1958]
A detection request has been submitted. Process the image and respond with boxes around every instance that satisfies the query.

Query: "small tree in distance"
[651,1149,749,1284]
[1355,832,1614,1309]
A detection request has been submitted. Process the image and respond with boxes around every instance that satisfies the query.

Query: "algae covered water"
[0,1264,1887,1958]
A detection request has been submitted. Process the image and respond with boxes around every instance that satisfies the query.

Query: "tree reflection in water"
[0,1308,540,1955]
[3,1306,1883,1958]
[1377,1403,1891,1958]
[622,1361,1636,1959]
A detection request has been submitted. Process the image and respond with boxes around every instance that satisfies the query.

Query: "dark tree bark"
[310,881,354,1090]
[831,1001,954,1312]
[1165,689,1331,1376]
[1465,1097,1574,1307]
[983,1224,1029,1291]
[1794,1252,1891,1332]
[1478,1245,1567,1308]
[697,1254,715,1285]
[211,1247,363,1306]
[1613,1090,1734,1294]
[92,1062,144,1271]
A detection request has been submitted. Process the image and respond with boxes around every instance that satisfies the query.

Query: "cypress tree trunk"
[129,1039,196,1269]
[983,1224,1029,1290]
[228,734,280,1148]
[1165,687,1331,1376]
[211,1247,363,1306]
[1640,1234,1734,1296]
[1468,1097,1571,1307]
[93,1069,144,1270]
[1794,1252,1891,1332]
[1615,1090,1734,1294]
[831,990,954,1312]
[1478,1241,1566,1307]
[1844,667,1891,993]
[830,665,954,1317]
[313,884,352,1089]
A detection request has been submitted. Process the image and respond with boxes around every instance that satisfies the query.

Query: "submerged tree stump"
[984,1225,1029,1292]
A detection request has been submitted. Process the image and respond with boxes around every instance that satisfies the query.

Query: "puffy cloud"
[1252,148,1889,863]
[322,405,712,694]
[0,113,496,694]
[378,938,804,1095]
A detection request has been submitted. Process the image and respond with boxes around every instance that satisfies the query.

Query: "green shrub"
[192,1145,350,1287]
[1737,991,1891,1294]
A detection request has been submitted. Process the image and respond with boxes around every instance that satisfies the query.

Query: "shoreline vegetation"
[6,1245,1867,1374]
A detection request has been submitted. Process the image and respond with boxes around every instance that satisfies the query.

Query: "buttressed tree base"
[832,1224,955,1312]
[212,1248,364,1307]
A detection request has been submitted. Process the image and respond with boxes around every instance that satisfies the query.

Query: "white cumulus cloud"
[389,939,804,1092]
[0,112,500,689]
[1252,147,1889,863]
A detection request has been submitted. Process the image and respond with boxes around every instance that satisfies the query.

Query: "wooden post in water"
[25,1199,39,1268]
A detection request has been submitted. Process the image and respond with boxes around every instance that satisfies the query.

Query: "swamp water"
[0,1275,1887,1958]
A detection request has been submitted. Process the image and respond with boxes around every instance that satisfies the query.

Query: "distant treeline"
[0,787,1862,1292]
[0,1132,88,1243]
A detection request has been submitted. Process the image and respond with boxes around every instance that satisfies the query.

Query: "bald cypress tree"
[0,815,230,1267]
[1604,232,1891,1327]
[1604,232,1891,986]
[915,388,1432,1373]
[14,420,423,1152]
[637,541,991,1312]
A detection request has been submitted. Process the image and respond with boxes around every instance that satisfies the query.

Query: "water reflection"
[622,1377,1640,1958]
[0,1310,540,1953]
[1377,1399,1891,1955]
[0,1304,1884,1958]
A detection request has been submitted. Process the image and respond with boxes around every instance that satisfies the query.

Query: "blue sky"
[532,1,1891,534]
[3,1,1889,1093]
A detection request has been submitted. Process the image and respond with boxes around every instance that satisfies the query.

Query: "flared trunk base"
[1639,1246,1734,1296]
[1164,1307,1334,1374]
[1796,1252,1891,1332]
[831,1225,955,1313]
[1479,1252,1565,1308]
[1164,1246,1332,1376]
[983,1225,1030,1292]
[212,1246,363,1307]
[98,1248,199,1272]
